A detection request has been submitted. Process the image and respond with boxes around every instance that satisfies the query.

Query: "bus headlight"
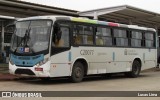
[9,59,14,65]
[9,55,14,65]
[38,58,49,66]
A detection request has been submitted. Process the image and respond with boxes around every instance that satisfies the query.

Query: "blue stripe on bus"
[113,52,115,61]
[68,52,72,62]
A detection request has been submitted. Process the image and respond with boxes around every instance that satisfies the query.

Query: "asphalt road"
[0,70,160,100]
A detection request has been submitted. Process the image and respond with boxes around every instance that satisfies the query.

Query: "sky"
[21,0,160,13]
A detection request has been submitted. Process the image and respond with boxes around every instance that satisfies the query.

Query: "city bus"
[9,16,157,82]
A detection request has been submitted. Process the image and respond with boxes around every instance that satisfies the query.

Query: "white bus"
[9,16,157,82]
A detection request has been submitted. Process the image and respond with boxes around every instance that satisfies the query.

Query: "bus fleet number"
[80,50,94,55]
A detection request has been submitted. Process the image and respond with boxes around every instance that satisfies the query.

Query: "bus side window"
[74,35,82,45]
[96,27,112,46]
[96,28,104,45]
[73,25,82,45]
[73,25,93,45]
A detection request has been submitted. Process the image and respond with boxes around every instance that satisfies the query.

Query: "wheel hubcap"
[75,67,82,78]
[133,63,139,75]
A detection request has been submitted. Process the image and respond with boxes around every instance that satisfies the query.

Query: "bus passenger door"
[50,22,71,77]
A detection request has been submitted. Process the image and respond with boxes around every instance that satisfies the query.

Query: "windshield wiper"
[24,28,31,47]
[24,28,35,54]
[14,28,31,53]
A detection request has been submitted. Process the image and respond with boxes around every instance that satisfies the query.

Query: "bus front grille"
[16,65,33,67]
[15,69,35,75]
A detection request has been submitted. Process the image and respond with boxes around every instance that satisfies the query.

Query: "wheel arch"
[125,57,142,78]
[72,57,89,76]
[133,57,142,69]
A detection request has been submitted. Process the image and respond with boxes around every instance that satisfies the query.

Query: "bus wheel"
[125,60,141,78]
[71,62,84,83]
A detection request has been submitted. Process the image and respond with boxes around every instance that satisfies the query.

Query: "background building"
[0,0,78,62]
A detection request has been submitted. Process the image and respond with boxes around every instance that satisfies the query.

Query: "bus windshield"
[11,20,52,54]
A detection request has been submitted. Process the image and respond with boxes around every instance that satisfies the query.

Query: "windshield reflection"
[11,20,52,54]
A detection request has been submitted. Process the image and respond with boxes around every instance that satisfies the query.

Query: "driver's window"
[51,23,70,55]
[53,24,69,47]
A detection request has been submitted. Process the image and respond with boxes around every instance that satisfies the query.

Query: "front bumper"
[9,61,51,77]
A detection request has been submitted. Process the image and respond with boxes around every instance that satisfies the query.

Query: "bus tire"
[70,62,84,83]
[125,60,141,78]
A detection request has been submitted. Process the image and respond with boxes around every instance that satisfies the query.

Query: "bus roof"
[18,15,156,32]
[70,17,156,32]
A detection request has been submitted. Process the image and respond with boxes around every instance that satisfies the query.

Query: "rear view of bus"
[9,18,52,77]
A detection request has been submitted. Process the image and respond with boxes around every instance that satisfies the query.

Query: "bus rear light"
[9,60,14,65]
[9,59,14,65]
[35,68,43,71]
